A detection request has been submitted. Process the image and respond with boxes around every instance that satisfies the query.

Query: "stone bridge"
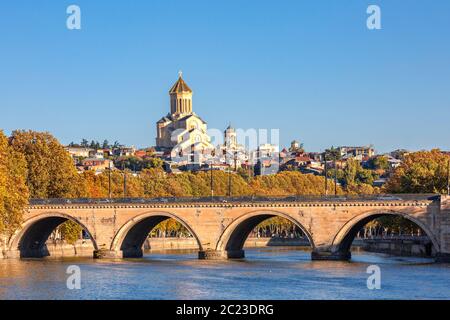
[3,194,450,262]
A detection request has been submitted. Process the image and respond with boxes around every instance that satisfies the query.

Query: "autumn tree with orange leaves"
[384,149,450,194]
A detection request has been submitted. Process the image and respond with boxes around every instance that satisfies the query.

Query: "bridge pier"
[435,253,450,263]
[198,249,245,260]
[93,250,123,259]
[2,249,21,259]
[2,248,52,259]
[311,248,351,261]
[121,248,144,258]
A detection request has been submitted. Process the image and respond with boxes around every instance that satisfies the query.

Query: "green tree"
[114,156,164,172]
[102,140,109,149]
[89,140,100,149]
[58,220,83,245]
[373,156,389,170]
[325,146,342,162]
[343,159,359,186]
[81,139,89,147]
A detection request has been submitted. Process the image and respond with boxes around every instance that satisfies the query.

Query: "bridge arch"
[331,209,440,257]
[216,210,314,259]
[111,211,202,258]
[8,212,98,258]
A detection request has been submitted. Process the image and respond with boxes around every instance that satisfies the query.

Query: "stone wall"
[2,236,439,258]
[29,237,310,257]
[144,237,310,251]
[244,237,310,248]
[357,238,435,257]
[144,237,199,250]
[43,239,94,257]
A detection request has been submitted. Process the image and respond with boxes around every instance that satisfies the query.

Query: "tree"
[343,159,359,186]
[102,140,110,149]
[140,168,170,197]
[114,156,164,172]
[325,146,342,162]
[89,140,100,149]
[0,131,29,236]
[81,139,89,147]
[373,156,389,171]
[151,218,193,238]
[58,220,83,245]
[81,169,144,198]
[68,141,81,147]
[384,149,450,194]
[9,130,84,198]
[249,171,342,196]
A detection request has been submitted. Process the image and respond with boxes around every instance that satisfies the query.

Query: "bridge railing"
[29,194,440,206]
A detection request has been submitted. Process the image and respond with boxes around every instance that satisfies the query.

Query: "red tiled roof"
[295,156,312,162]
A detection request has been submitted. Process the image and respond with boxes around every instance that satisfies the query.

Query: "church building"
[156,73,214,163]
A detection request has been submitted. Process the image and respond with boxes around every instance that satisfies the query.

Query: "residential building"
[81,158,113,172]
[113,146,136,157]
[337,146,375,160]
[65,147,93,159]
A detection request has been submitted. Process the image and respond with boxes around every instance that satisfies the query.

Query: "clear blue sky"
[1,0,449,153]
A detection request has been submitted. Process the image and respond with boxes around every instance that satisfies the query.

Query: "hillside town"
[64,74,421,190]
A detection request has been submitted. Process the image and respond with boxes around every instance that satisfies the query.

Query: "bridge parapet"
[28,194,440,207]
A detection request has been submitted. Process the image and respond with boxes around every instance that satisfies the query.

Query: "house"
[254,159,279,176]
[113,146,136,157]
[337,146,375,160]
[257,144,279,157]
[307,152,324,162]
[89,149,106,159]
[134,150,148,158]
[81,158,113,172]
[387,156,402,170]
[65,147,93,159]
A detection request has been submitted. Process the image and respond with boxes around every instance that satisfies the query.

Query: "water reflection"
[0,247,449,300]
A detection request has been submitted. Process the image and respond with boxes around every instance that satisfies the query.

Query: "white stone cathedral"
[156,73,214,163]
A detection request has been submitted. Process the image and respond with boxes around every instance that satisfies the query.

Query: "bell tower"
[169,71,193,116]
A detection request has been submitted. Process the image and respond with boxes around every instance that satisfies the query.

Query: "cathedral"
[156,73,214,162]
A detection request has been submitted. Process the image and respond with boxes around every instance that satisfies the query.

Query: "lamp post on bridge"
[108,161,112,199]
[324,147,340,197]
[447,158,450,196]
[123,163,127,198]
[323,151,328,196]
[334,159,338,196]
[209,158,214,200]
[228,164,232,197]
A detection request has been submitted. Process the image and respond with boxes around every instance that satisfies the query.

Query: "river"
[0,247,449,300]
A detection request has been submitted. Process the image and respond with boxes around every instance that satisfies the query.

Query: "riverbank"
[144,236,311,251]
[353,237,435,257]
[1,236,435,258]
[16,237,310,257]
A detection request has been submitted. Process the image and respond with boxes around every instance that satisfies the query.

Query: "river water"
[0,247,449,300]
